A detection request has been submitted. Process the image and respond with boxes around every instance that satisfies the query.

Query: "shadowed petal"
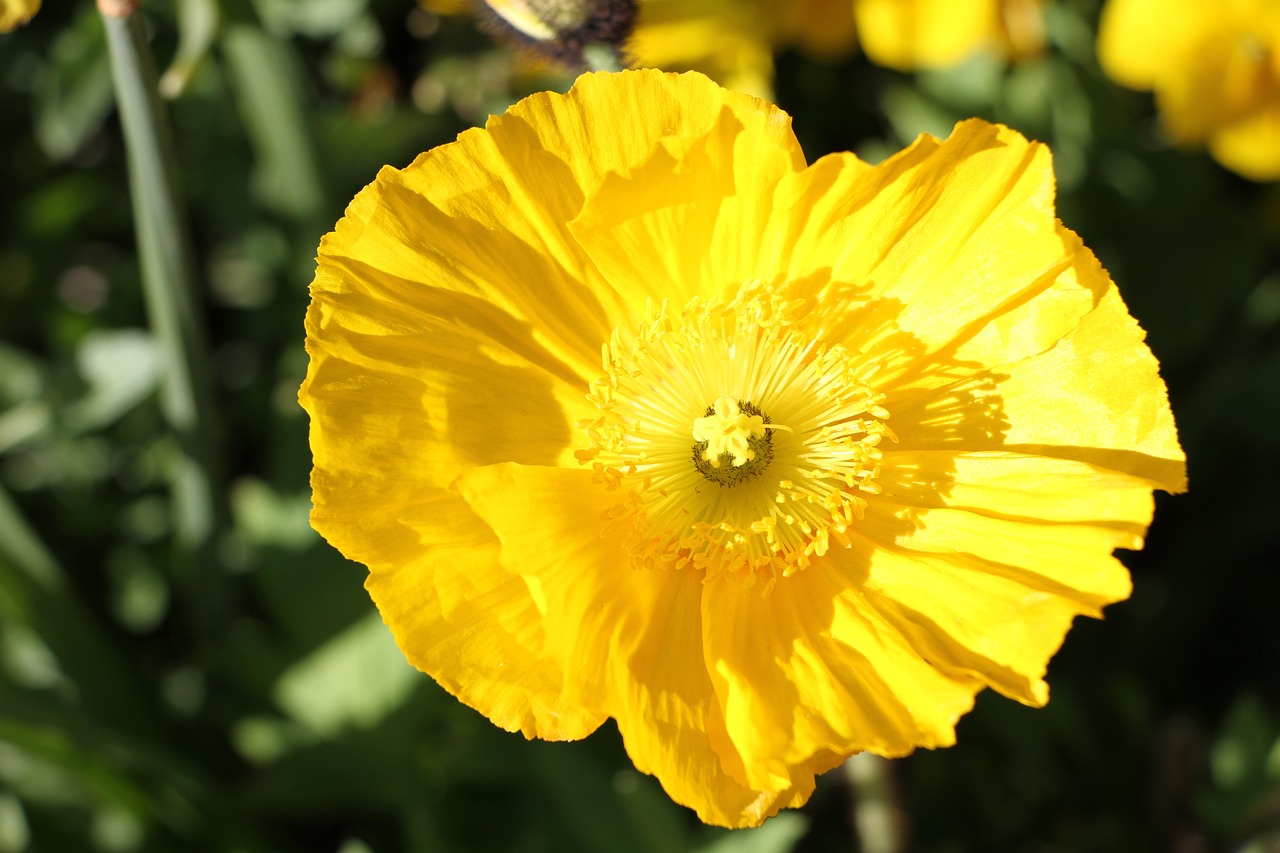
[455,463,821,826]
[703,558,981,792]
[362,491,605,740]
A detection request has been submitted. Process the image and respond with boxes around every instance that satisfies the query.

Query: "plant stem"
[846,753,903,853]
[100,1,229,630]
[0,482,61,592]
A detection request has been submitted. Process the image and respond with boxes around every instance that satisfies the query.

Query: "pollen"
[577,281,893,586]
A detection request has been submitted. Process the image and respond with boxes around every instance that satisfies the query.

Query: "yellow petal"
[455,463,813,826]
[361,492,605,740]
[1151,17,1266,144]
[454,465,622,707]
[309,71,780,401]
[855,454,1148,703]
[770,121,1103,368]
[575,117,1095,367]
[878,450,1160,525]
[495,69,784,209]
[855,0,1000,70]
[1210,99,1280,182]
[1098,0,1280,180]
[302,315,590,743]
[627,0,856,98]
[904,285,1186,492]
[855,450,1146,650]
[303,270,588,488]
[858,545,1088,707]
[569,97,804,305]
[628,1,777,99]
[301,268,591,611]
[311,140,613,390]
[833,121,1067,345]
[862,504,1136,613]
[0,0,39,32]
[999,0,1048,60]
[750,151,877,284]
[703,557,982,792]
[1096,0,1206,90]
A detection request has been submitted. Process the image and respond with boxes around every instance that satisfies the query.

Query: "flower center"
[575,282,893,585]
[691,397,778,486]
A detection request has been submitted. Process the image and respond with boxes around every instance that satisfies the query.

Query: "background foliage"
[1,1,1278,851]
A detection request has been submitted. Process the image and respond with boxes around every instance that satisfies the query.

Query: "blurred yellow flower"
[1098,0,1280,181]
[0,0,40,32]
[628,0,855,97]
[301,70,1184,827]
[854,0,1046,70]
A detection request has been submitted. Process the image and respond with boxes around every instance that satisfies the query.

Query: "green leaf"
[274,611,418,737]
[221,24,327,222]
[158,0,221,98]
[251,0,370,39]
[230,478,315,550]
[692,813,807,853]
[102,7,231,635]
[68,328,161,432]
[33,6,115,161]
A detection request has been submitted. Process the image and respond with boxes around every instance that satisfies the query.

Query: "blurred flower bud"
[477,0,636,68]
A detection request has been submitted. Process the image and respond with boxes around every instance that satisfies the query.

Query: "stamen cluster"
[576,282,893,586]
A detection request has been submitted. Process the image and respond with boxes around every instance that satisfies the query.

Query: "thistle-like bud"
[476,0,636,69]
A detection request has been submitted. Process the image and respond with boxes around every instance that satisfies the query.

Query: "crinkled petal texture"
[302,70,1185,828]
[854,0,1046,70]
[0,0,39,31]
[1098,0,1280,181]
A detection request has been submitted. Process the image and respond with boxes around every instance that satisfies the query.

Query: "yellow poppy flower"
[854,0,1046,70]
[628,0,856,97]
[1098,0,1280,181]
[0,0,40,32]
[300,70,1185,827]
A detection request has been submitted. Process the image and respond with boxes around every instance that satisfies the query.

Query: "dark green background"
[1,1,1277,850]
